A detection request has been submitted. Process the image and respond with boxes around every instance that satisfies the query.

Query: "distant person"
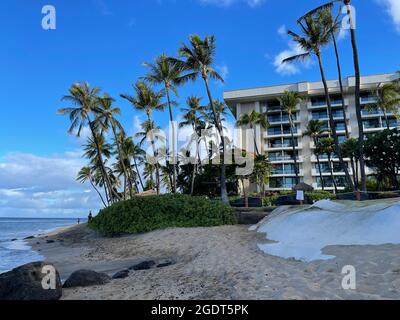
[77,218,80,225]
[88,211,93,223]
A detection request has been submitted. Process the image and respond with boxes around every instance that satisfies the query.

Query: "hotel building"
[224,73,400,191]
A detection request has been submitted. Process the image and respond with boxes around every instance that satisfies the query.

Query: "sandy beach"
[26,223,400,300]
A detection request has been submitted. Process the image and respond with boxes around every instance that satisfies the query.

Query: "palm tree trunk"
[316,52,355,192]
[383,109,390,129]
[241,179,249,208]
[88,119,120,203]
[146,113,161,195]
[332,32,350,138]
[89,178,107,208]
[347,2,367,192]
[252,126,260,156]
[111,125,131,199]
[203,75,229,204]
[350,157,357,190]
[133,158,145,192]
[328,154,338,194]
[289,115,299,184]
[165,86,177,193]
[314,137,325,191]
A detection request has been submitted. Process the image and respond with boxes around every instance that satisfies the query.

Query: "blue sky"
[1,0,399,217]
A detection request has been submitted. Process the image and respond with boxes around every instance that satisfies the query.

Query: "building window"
[269,177,297,189]
[316,176,347,188]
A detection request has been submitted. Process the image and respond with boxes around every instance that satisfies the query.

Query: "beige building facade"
[224,73,400,191]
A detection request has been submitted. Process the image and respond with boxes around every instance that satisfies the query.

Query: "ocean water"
[0,218,77,274]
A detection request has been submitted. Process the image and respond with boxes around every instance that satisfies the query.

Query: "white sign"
[296,190,304,201]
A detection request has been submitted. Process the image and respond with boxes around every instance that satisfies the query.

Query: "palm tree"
[142,54,185,193]
[304,120,327,190]
[77,166,107,207]
[121,82,166,194]
[368,83,400,129]
[321,8,350,137]
[236,110,269,156]
[174,35,229,203]
[278,91,302,184]
[58,82,120,202]
[180,96,206,195]
[301,0,366,191]
[143,163,156,191]
[317,137,338,194]
[83,133,114,203]
[341,137,359,188]
[284,9,355,191]
[123,137,146,192]
[97,94,132,199]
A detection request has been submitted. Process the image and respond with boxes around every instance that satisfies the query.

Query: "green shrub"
[89,194,238,236]
[263,190,335,206]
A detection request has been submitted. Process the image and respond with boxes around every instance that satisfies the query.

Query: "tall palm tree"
[142,54,185,193]
[83,133,114,203]
[236,110,269,156]
[97,94,132,198]
[77,166,107,207]
[320,8,350,137]
[180,96,206,195]
[368,83,400,129]
[174,35,229,203]
[304,120,327,190]
[341,137,359,188]
[279,91,303,184]
[122,137,146,192]
[58,82,120,202]
[301,0,366,191]
[284,9,355,191]
[121,82,166,194]
[317,137,338,194]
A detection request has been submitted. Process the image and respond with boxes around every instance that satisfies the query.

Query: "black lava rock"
[0,262,62,300]
[63,270,111,288]
[129,261,156,271]
[112,270,130,279]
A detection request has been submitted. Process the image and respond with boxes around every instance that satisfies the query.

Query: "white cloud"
[216,64,229,84]
[0,152,103,218]
[277,24,287,37]
[376,0,400,32]
[198,0,265,8]
[273,42,310,76]
[272,25,311,76]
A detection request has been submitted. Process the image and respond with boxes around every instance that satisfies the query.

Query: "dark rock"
[157,261,174,268]
[112,270,130,279]
[36,242,40,245]
[24,236,35,240]
[11,239,18,242]
[129,261,156,271]
[63,270,111,288]
[46,240,55,244]
[0,262,62,300]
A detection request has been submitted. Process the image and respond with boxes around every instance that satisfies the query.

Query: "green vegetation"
[89,194,237,236]
[263,191,336,207]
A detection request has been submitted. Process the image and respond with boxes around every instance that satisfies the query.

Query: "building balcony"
[308,99,347,110]
[311,168,353,176]
[265,142,303,151]
[271,169,304,177]
[266,129,302,137]
[360,96,378,104]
